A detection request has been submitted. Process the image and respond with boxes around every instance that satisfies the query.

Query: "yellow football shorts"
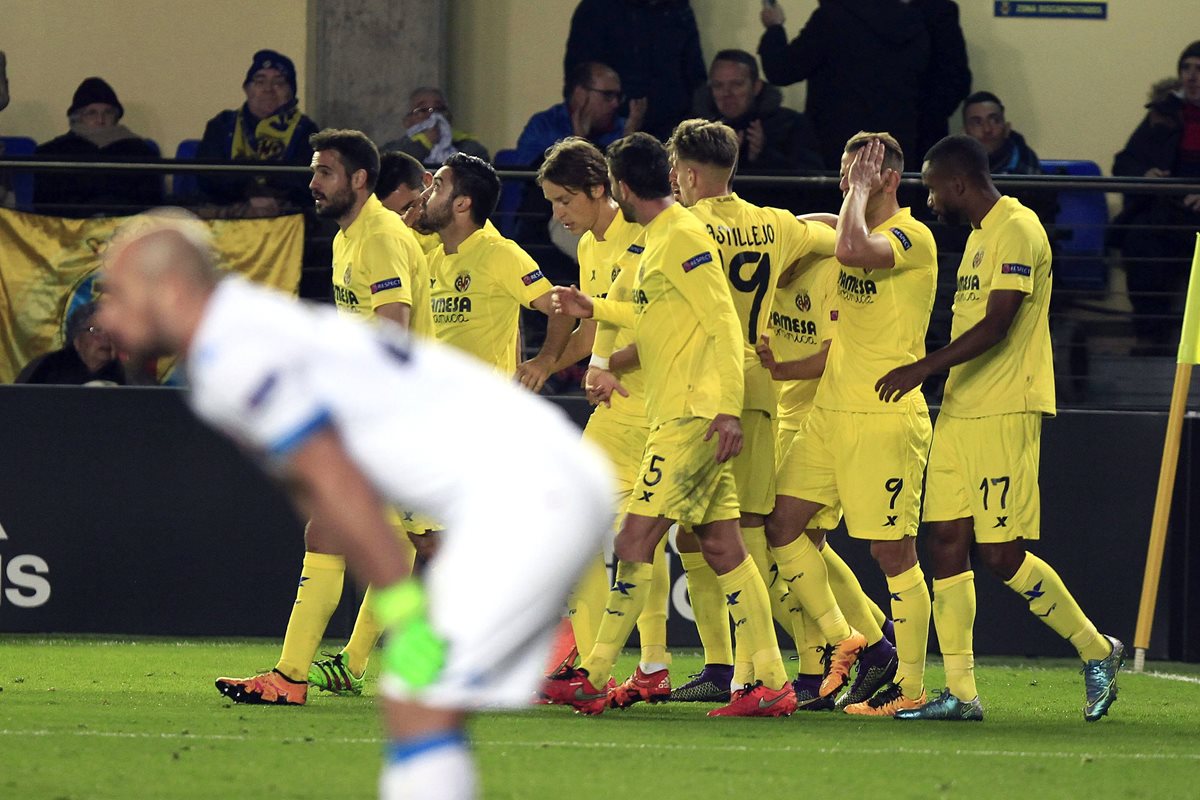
[387,506,444,538]
[583,406,650,506]
[624,416,740,527]
[730,409,776,517]
[776,420,844,532]
[776,404,931,540]
[923,412,1042,543]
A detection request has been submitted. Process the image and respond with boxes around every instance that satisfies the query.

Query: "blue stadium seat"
[492,148,525,238]
[0,135,38,211]
[172,138,202,199]
[1041,159,1109,290]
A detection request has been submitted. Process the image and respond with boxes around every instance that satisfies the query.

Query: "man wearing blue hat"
[196,49,320,214]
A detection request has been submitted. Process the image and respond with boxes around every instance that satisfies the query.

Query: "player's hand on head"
[584,366,627,407]
[705,413,743,463]
[551,285,594,319]
[848,139,886,193]
[515,357,553,393]
[875,361,931,403]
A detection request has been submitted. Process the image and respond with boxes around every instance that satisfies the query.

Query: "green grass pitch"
[2,636,1198,799]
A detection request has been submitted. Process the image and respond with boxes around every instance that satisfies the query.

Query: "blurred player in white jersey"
[98,210,612,800]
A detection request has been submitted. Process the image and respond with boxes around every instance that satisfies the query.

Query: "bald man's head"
[98,208,222,360]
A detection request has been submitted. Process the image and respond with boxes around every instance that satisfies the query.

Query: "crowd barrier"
[0,386,1195,661]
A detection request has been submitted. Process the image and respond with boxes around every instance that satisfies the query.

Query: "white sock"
[639,662,669,674]
[380,731,476,800]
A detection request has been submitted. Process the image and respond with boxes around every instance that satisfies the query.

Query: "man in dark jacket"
[961,91,1057,224]
[1112,41,1200,348]
[564,0,706,141]
[196,50,319,214]
[34,78,163,217]
[15,301,125,385]
[912,0,971,160]
[757,0,929,171]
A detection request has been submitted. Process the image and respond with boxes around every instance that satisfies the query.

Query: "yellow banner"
[1179,234,1200,365]
[0,209,304,383]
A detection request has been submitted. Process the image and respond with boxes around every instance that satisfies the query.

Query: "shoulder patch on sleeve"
[521,268,545,286]
[370,277,403,294]
[627,243,645,254]
[682,252,714,273]
[1000,263,1032,277]
[830,310,839,321]
[888,227,913,251]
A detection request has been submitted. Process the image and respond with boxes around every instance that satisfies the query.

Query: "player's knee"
[763,510,796,548]
[869,538,918,576]
[977,541,1024,581]
[805,529,826,549]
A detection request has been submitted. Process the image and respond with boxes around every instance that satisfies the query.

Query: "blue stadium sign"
[994,1,1107,19]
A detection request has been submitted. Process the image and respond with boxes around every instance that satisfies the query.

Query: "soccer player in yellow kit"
[215,129,428,705]
[546,133,795,717]
[766,133,937,717]
[535,137,674,706]
[418,153,571,388]
[875,136,1124,722]
[664,119,850,701]
[757,253,894,709]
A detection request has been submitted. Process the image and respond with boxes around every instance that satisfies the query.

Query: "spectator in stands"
[694,49,822,174]
[1113,41,1200,350]
[564,0,705,141]
[960,91,1057,224]
[913,0,971,159]
[515,62,640,166]
[15,302,125,385]
[0,50,8,113]
[376,150,433,231]
[757,0,929,170]
[381,87,489,167]
[0,51,11,209]
[196,49,318,216]
[33,77,163,217]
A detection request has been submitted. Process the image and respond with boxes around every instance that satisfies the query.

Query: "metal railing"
[2,156,1199,410]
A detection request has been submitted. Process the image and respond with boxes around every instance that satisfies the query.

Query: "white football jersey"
[187,278,607,526]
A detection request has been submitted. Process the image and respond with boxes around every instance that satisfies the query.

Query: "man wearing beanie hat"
[33,76,163,217]
[1113,40,1200,350]
[195,49,319,215]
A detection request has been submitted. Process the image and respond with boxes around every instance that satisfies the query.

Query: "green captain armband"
[374,581,447,689]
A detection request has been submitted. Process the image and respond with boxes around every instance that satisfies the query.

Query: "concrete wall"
[446,0,1194,172]
[0,0,309,156]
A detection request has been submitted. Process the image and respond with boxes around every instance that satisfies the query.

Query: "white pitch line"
[0,729,1198,762]
[1144,671,1200,685]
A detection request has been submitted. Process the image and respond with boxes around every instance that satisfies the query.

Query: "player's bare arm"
[757,334,831,381]
[374,301,412,329]
[550,318,597,373]
[799,212,839,228]
[515,291,574,392]
[835,139,899,271]
[610,343,639,372]
[286,427,412,588]
[876,289,1025,402]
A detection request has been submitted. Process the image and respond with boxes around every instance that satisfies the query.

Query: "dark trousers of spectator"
[1120,203,1200,348]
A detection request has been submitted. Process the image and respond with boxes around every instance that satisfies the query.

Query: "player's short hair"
[924,134,991,186]
[443,152,500,226]
[711,49,760,82]
[564,61,617,102]
[309,128,381,191]
[537,137,610,195]
[845,131,905,175]
[375,151,427,199]
[667,118,740,172]
[606,133,672,200]
[962,90,1005,119]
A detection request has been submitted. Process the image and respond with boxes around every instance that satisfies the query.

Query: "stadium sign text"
[0,521,52,608]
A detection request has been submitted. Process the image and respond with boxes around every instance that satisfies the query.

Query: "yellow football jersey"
[411,228,442,257]
[770,256,840,429]
[331,194,416,319]
[815,207,937,414]
[591,203,743,428]
[579,211,647,424]
[687,194,838,416]
[427,221,552,374]
[942,196,1055,417]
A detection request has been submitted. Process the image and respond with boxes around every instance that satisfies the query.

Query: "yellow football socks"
[342,585,381,678]
[637,539,671,670]
[716,555,788,690]
[580,560,654,686]
[771,535,852,643]
[276,552,345,682]
[823,541,886,645]
[680,551,733,666]
[887,562,931,700]
[568,554,610,658]
[1005,553,1111,662]
[742,525,796,643]
[932,570,977,700]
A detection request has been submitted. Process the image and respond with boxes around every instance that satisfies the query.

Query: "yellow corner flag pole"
[1134,233,1200,672]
